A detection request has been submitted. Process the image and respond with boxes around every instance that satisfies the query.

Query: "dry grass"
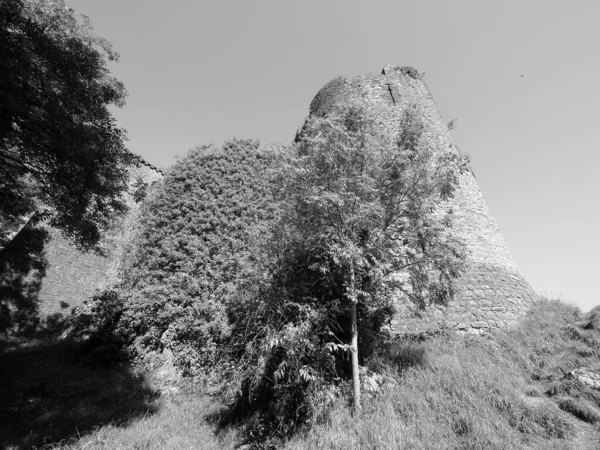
[3,298,600,449]
[283,298,600,450]
[0,339,157,450]
[54,395,238,450]
[0,339,236,450]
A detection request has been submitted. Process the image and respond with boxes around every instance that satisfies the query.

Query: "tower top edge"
[380,65,423,80]
[308,65,426,117]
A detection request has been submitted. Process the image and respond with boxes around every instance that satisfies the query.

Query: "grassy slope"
[285,299,600,450]
[2,298,600,449]
[0,339,159,450]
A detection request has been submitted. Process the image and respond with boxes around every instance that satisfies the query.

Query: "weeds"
[5,297,600,449]
[283,298,600,449]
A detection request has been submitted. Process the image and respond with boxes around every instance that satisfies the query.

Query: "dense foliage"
[228,106,470,442]
[113,139,279,374]
[80,108,468,445]
[0,0,133,251]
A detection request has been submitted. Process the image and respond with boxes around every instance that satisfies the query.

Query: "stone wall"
[36,227,113,317]
[25,159,163,319]
[307,65,538,334]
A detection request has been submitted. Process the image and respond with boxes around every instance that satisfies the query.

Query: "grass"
[53,394,238,450]
[0,338,158,449]
[2,298,600,449]
[282,299,600,450]
[0,337,238,450]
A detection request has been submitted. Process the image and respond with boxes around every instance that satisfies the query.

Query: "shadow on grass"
[0,223,49,334]
[0,338,159,450]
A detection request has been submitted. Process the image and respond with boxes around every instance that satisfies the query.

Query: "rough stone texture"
[29,159,163,319]
[36,226,114,317]
[567,369,600,391]
[307,65,538,334]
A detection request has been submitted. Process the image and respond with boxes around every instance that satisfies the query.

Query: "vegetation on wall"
[396,66,423,79]
[308,75,349,117]
[109,139,280,374]
[77,104,468,444]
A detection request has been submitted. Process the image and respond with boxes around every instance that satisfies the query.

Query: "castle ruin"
[3,65,537,334]
[307,65,537,333]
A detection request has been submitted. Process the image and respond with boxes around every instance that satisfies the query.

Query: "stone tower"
[307,65,537,334]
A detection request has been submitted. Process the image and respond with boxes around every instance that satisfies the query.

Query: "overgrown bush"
[226,251,388,443]
[112,139,280,374]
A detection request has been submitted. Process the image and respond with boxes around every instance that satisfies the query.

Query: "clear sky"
[68,0,600,312]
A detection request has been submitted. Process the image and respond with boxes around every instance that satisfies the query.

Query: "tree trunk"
[349,262,361,414]
[350,299,361,414]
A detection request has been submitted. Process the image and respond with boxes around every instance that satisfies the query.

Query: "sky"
[68,0,600,312]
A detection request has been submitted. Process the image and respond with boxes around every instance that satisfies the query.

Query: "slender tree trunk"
[350,299,361,414]
[349,261,361,414]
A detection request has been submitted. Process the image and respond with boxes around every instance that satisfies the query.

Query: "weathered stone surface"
[567,368,600,390]
[308,65,538,334]
[35,227,114,317]
[28,161,163,318]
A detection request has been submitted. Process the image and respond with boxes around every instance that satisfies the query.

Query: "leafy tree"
[0,0,133,251]
[231,105,469,436]
[289,106,468,411]
[112,139,279,374]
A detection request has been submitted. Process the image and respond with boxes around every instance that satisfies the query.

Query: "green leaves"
[229,105,470,440]
[116,139,279,374]
[0,0,132,250]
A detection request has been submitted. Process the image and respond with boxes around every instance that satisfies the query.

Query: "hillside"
[2,297,599,449]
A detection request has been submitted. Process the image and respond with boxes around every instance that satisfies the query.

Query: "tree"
[279,106,469,412]
[0,0,133,251]
[226,106,469,444]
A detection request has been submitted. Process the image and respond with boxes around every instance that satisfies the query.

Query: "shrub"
[226,267,350,443]
[114,139,280,374]
[70,289,129,366]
